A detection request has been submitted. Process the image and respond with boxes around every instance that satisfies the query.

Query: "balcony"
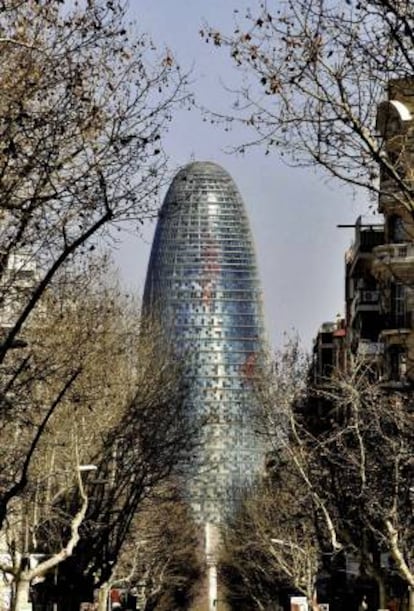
[379,319,410,353]
[380,328,411,345]
[372,242,414,281]
[346,221,384,276]
[350,289,380,320]
[356,340,384,359]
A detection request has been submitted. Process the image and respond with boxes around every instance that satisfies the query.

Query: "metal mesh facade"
[143,161,266,522]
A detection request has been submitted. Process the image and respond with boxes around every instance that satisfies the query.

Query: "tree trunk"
[377,575,386,610]
[97,582,110,611]
[309,598,319,611]
[408,587,414,611]
[309,584,318,611]
[12,576,31,611]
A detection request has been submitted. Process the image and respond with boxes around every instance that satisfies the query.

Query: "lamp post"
[205,523,219,611]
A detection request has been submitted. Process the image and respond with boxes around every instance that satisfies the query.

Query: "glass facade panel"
[143,161,266,523]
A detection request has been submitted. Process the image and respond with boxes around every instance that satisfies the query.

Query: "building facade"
[143,161,266,523]
[345,217,384,369]
[372,79,414,385]
[313,80,414,388]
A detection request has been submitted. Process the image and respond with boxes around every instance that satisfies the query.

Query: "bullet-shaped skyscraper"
[143,161,266,523]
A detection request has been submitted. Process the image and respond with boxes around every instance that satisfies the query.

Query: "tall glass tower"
[143,161,266,523]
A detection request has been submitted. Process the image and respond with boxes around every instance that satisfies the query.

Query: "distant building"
[312,319,347,385]
[345,216,384,370]
[0,251,37,349]
[309,318,347,431]
[143,161,267,523]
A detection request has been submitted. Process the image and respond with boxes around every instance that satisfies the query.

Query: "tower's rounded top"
[173,160,231,180]
[160,161,240,215]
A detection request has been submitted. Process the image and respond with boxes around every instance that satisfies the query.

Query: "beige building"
[372,79,414,385]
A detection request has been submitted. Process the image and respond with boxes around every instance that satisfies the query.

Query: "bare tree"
[216,343,321,610]
[259,347,414,609]
[68,328,196,606]
[104,484,203,611]
[246,339,414,609]
[308,365,414,610]
[253,337,308,451]
[0,257,136,608]
[219,472,320,611]
[3,454,94,610]
[0,0,188,528]
[0,255,197,610]
[204,1,414,209]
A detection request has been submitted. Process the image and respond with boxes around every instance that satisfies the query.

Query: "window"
[388,346,407,381]
[388,215,407,243]
[391,283,408,327]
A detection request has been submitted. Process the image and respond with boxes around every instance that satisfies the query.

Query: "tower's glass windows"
[143,161,266,523]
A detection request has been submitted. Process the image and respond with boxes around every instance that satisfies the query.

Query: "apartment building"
[313,79,414,387]
[345,217,384,357]
[312,319,347,385]
[371,79,414,385]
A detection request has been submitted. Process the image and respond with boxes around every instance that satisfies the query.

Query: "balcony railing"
[374,242,414,260]
[357,340,384,358]
[372,242,414,279]
[381,313,412,333]
[350,289,380,320]
[346,227,384,270]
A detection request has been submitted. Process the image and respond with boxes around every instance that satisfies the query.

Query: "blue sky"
[115,0,372,351]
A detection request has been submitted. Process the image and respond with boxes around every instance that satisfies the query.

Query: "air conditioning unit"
[362,290,378,302]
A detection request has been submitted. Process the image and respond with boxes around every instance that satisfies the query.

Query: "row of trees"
[205,3,414,608]
[218,344,414,610]
[0,253,202,610]
[3,0,414,609]
[0,1,202,609]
